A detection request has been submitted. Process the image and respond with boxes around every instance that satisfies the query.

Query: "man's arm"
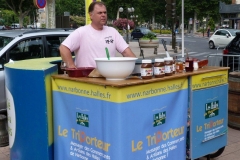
[121,47,137,57]
[59,44,77,68]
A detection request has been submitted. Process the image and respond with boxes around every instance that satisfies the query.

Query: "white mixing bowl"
[95,57,138,80]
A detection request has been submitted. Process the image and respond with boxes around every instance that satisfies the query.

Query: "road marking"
[175,52,216,57]
[188,52,197,54]
[204,53,222,57]
[193,52,211,56]
[157,37,182,40]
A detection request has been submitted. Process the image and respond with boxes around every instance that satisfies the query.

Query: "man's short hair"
[88,1,106,13]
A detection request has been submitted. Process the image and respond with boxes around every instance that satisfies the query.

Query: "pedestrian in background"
[207,26,210,37]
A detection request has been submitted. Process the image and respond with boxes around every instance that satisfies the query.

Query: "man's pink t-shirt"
[62,25,129,67]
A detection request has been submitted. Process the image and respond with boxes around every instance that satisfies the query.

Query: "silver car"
[0,29,73,115]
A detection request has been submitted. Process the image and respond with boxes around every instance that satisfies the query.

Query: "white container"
[95,57,138,80]
[194,61,199,70]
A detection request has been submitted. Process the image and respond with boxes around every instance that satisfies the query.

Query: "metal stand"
[139,47,158,59]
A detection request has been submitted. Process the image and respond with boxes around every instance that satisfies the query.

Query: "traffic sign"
[34,0,46,9]
[38,8,45,13]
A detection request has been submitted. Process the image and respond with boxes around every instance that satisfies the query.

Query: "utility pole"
[165,0,176,50]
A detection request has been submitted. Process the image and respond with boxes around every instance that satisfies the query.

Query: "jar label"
[185,62,189,67]
[141,68,153,76]
[172,64,176,71]
[165,65,173,73]
[154,67,165,75]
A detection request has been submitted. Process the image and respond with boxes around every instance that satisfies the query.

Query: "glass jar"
[141,59,153,79]
[185,57,194,72]
[176,61,184,73]
[164,57,173,76]
[172,56,176,74]
[154,58,165,78]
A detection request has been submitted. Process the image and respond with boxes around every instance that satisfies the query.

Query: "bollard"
[179,42,182,49]
[0,114,9,147]
[174,47,178,53]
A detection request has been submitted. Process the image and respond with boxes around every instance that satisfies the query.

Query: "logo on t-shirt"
[105,36,114,44]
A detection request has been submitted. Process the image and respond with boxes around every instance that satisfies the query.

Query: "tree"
[208,17,215,31]
[183,0,232,25]
[137,0,165,28]
[0,9,18,26]
[55,0,85,16]
[4,0,36,27]
[177,0,232,36]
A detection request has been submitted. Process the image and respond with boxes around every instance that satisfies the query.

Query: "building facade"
[220,1,240,29]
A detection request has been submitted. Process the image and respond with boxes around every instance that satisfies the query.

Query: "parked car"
[208,29,240,49]
[27,23,41,29]
[0,29,74,115]
[221,31,240,72]
[131,27,157,39]
[0,25,5,30]
[11,23,20,29]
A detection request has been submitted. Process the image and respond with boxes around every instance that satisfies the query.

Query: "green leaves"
[141,32,157,40]
[55,0,85,16]
[183,0,232,22]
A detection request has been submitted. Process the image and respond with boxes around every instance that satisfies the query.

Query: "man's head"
[89,2,107,30]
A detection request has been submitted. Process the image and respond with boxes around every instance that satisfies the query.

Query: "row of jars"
[140,57,195,79]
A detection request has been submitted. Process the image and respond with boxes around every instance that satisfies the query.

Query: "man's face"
[90,4,107,26]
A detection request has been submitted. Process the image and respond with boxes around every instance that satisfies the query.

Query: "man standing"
[59,1,136,68]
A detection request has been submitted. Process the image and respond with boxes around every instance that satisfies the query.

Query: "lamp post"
[130,15,138,27]
[119,7,134,44]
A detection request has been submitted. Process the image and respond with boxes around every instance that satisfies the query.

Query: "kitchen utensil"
[95,57,137,80]
[198,59,208,68]
[65,67,95,77]
[105,47,110,60]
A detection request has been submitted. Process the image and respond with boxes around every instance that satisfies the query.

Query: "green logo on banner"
[76,112,89,127]
[205,101,219,119]
[153,112,166,127]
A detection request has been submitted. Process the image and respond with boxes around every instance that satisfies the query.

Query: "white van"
[11,23,20,29]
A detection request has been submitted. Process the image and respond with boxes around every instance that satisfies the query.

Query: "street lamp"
[130,15,138,27]
[119,7,135,44]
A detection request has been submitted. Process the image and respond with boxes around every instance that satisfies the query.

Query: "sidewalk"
[116,40,179,58]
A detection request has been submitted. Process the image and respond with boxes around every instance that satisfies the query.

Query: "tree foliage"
[55,0,85,16]
[0,9,19,26]
[4,0,36,27]
[70,16,85,27]
[0,0,235,28]
[208,18,215,30]
[183,0,231,22]
[113,18,134,30]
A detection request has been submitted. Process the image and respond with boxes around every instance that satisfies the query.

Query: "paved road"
[159,34,223,59]
[123,32,227,68]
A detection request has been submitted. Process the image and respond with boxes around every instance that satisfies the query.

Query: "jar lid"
[155,58,164,62]
[142,59,152,63]
[164,57,173,61]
